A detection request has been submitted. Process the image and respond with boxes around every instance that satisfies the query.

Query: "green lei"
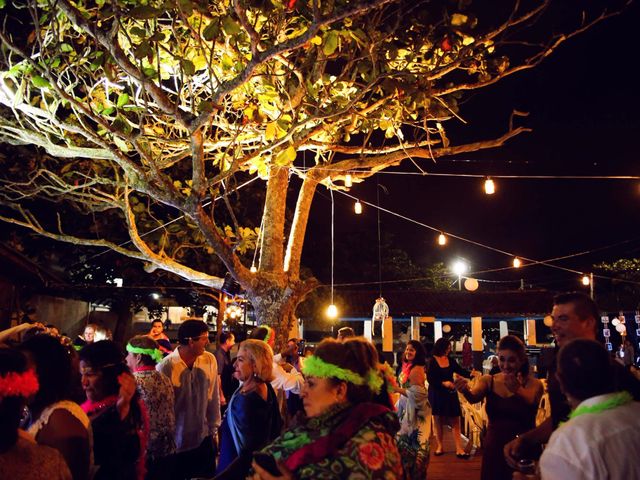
[126,343,164,363]
[568,391,633,420]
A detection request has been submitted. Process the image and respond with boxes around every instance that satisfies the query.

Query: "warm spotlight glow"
[582,275,590,286]
[151,293,160,300]
[326,304,338,319]
[484,177,495,195]
[250,265,257,273]
[354,200,363,214]
[513,257,521,268]
[345,174,352,187]
[438,233,447,246]
[452,260,468,276]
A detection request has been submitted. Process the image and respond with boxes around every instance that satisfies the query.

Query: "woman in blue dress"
[215,339,282,479]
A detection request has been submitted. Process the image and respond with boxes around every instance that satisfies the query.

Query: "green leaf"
[134,41,152,60]
[60,43,73,53]
[222,16,241,36]
[31,75,51,88]
[116,93,129,108]
[203,20,220,41]
[197,101,215,113]
[275,146,296,166]
[323,31,339,56]
[451,13,469,27]
[130,27,147,38]
[129,6,161,19]
[265,122,277,141]
[181,59,195,76]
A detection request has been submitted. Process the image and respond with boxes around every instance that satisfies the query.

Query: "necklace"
[81,394,118,416]
[569,391,633,420]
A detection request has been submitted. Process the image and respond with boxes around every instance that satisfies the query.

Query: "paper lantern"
[464,278,479,291]
[326,304,338,319]
[442,324,452,333]
[615,324,626,334]
[611,318,620,327]
[544,315,553,327]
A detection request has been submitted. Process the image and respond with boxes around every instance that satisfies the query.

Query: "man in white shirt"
[538,339,640,480]
[157,320,221,479]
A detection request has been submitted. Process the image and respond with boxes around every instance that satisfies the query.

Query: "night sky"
[304,0,640,296]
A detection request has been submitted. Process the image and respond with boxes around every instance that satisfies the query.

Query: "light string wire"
[330,187,335,305]
[329,188,640,288]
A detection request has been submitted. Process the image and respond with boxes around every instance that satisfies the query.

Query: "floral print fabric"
[261,402,405,479]
[133,369,176,461]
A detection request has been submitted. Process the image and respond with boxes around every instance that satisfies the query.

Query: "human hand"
[504,436,525,469]
[116,372,137,420]
[251,459,293,480]
[442,381,455,390]
[453,376,469,392]
[281,363,294,373]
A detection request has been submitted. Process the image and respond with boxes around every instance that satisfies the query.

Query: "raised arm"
[455,374,490,404]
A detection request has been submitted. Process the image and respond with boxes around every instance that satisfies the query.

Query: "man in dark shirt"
[214,331,238,414]
[504,292,640,467]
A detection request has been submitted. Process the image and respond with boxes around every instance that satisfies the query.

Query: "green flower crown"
[302,356,383,394]
[126,343,164,363]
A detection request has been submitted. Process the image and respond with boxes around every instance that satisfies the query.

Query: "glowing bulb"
[452,260,468,276]
[438,233,447,246]
[327,304,338,319]
[582,275,590,286]
[345,174,352,187]
[354,200,362,214]
[484,177,495,195]
[513,257,521,268]
[250,265,257,273]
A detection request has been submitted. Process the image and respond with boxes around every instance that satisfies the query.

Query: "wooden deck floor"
[427,430,482,480]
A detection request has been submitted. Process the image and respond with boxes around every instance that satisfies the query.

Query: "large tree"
[0,0,620,341]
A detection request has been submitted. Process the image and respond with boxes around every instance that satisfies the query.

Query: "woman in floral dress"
[395,340,430,478]
[251,337,405,480]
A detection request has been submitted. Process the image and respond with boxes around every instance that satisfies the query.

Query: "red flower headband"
[0,370,39,398]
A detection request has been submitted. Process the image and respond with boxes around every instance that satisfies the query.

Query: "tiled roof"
[335,289,556,318]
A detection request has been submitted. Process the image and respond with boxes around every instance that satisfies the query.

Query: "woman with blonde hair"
[215,339,282,479]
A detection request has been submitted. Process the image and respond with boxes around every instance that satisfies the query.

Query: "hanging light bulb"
[327,304,338,319]
[250,265,257,273]
[513,257,522,268]
[438,233,447,246]
[345,174,352,187]
[582,275,590,286]
[354,200,363,214]
[484,177,495,195]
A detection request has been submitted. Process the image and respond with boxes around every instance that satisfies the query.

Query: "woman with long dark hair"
[427,337,471,457]
[394,340,430,477]
[0,347,71,479]
[21,334,92,480]
[455,335,543,480]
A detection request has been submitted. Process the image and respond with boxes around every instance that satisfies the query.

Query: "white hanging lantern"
[372,297,389,336]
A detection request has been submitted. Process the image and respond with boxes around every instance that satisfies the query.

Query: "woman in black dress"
[427,337,471,457]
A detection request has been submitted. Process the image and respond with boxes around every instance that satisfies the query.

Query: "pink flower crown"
[0,370,39,398]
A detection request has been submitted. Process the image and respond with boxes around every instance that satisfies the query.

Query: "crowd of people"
[1,292,640,479]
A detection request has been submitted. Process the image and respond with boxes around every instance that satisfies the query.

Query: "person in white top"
[157,320,221,480]
[529,339,640,480]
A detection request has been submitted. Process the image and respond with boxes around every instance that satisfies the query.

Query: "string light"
[513,257,522,268]
[250,265,257,273]
[345,174,352,187]
[327,188,338,320]
[354,200,363,214]
[582,275,591,286]
[438,233,447,246]
[484,177,496,195]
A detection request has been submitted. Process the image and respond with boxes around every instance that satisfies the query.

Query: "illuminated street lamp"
[452,260,469,291]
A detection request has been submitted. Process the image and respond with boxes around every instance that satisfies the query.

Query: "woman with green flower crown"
[393,340,430,478]
[250,337,405,480]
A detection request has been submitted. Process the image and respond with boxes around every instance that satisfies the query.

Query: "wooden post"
[471,316,484,371]
[382,316,393,352]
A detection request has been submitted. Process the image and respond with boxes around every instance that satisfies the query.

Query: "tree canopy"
[0,0,622,338]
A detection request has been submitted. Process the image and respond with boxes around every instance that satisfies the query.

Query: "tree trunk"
[246,277,318,349]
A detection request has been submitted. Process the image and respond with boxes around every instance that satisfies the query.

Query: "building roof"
[336,289,557,318]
